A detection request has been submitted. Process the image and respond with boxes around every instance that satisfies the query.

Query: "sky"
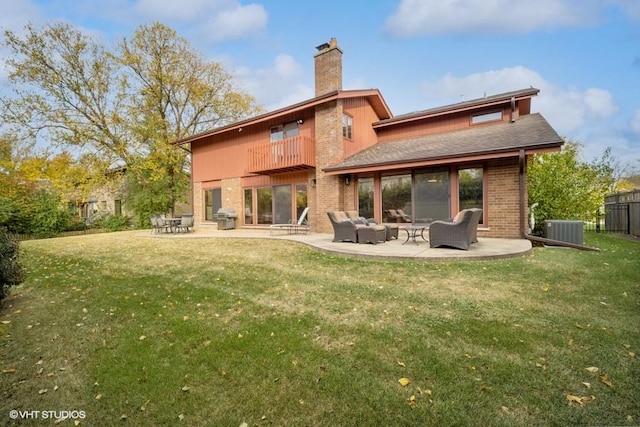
[1,0,639,166]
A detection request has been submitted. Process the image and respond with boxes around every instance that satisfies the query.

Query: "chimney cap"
[315,37,338,52]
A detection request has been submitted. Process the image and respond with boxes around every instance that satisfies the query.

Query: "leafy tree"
[1,22,260,218]
[527,141,616,234]
[0,228,23,301]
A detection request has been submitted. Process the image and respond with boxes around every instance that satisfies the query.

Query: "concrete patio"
[147,226,532,262]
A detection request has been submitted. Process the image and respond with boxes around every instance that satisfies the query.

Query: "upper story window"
[471,110,502,125]
[271,121,299,142]
[342,114,353,139]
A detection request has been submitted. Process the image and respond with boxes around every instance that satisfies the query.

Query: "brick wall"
[486,158,523,238]
[221,177,243,219]
[193,181,203,225]
[314,38,342,96]
[314,100,347,233]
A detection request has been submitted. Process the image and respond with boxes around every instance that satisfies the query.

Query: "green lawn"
[1,231,639,426]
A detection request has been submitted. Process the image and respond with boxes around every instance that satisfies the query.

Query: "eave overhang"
[323,112,563,175]
[174,89,392,146]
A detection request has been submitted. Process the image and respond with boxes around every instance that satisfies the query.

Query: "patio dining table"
[399,224,429,245]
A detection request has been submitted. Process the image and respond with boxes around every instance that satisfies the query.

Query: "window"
[471,110,502,125]
[458,167,484,223]
[273,185,292,224]
[358,177,374,219]
[382,174,412,222]
[414,169,450,222]
[204,188,222,221]
[270,121,299,142]
[244,189,253,225]
[342,114,353,139]
[257,187,272,224]
[295,184,308,221]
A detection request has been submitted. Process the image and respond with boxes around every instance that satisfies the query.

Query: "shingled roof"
[324,113,563,173]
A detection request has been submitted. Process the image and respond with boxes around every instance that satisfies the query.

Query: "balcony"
[247,135,316,174]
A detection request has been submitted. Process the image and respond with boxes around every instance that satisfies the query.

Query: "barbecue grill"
[214,207,237,230]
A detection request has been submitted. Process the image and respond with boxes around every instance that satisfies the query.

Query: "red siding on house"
[343,97,381,157]
[191,116,315,183]
[376,106,515,142]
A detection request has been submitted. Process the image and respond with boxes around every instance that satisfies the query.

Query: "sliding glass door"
[413,169,450,223]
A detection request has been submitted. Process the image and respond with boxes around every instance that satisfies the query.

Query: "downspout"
[519,149,527,238]
[510,96,516,122]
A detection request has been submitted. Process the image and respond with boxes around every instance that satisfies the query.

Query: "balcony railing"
[247,135,316,174]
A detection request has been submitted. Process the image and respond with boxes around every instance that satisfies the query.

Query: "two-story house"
[175,38,563,238]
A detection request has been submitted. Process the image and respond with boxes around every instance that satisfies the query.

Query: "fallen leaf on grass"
[1,320,10,325]
[398,378,410,387]
[181,386,190,392]
[38,389,48,395]
[397,361,406,367]
[585,366,599,373]
[408,395,416,408]
[2,368,16,373]
[599,373,613,387]
[566,394,595,405]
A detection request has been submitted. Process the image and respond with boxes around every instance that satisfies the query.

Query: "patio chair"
[428,208,482,250]
[176,214,194,233]
[327,211,362,242]
[386,209,411,223]
[396,209,412,222]
[150,215,170,234]
[270,207,310,235]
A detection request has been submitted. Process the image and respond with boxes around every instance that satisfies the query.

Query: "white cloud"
[133,0,267,42]
[420,66,619,136]
[385,0,603,37]
[0,0,40,30]
[202,3,268,43]
[235,53,313,111]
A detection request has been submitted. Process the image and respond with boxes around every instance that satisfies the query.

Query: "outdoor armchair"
[326,211,364,242]
[429,208,482,250]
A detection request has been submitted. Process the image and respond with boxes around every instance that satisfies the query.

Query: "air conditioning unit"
[544,220,584,245]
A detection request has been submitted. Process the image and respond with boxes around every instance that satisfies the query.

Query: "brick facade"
[486,159,522,238]
[314,38,342,96]
[314,101,346,233]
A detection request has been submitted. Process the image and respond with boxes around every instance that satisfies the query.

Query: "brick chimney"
[314,38,342,96]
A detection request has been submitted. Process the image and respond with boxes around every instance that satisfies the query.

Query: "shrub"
[94,214,130,232]
[0,228,24,301]
[25,190,74,238]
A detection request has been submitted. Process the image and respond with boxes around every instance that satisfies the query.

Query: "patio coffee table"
[399,224,429,245]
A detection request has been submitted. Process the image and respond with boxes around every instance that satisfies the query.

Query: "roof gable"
[175,89,392,146]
